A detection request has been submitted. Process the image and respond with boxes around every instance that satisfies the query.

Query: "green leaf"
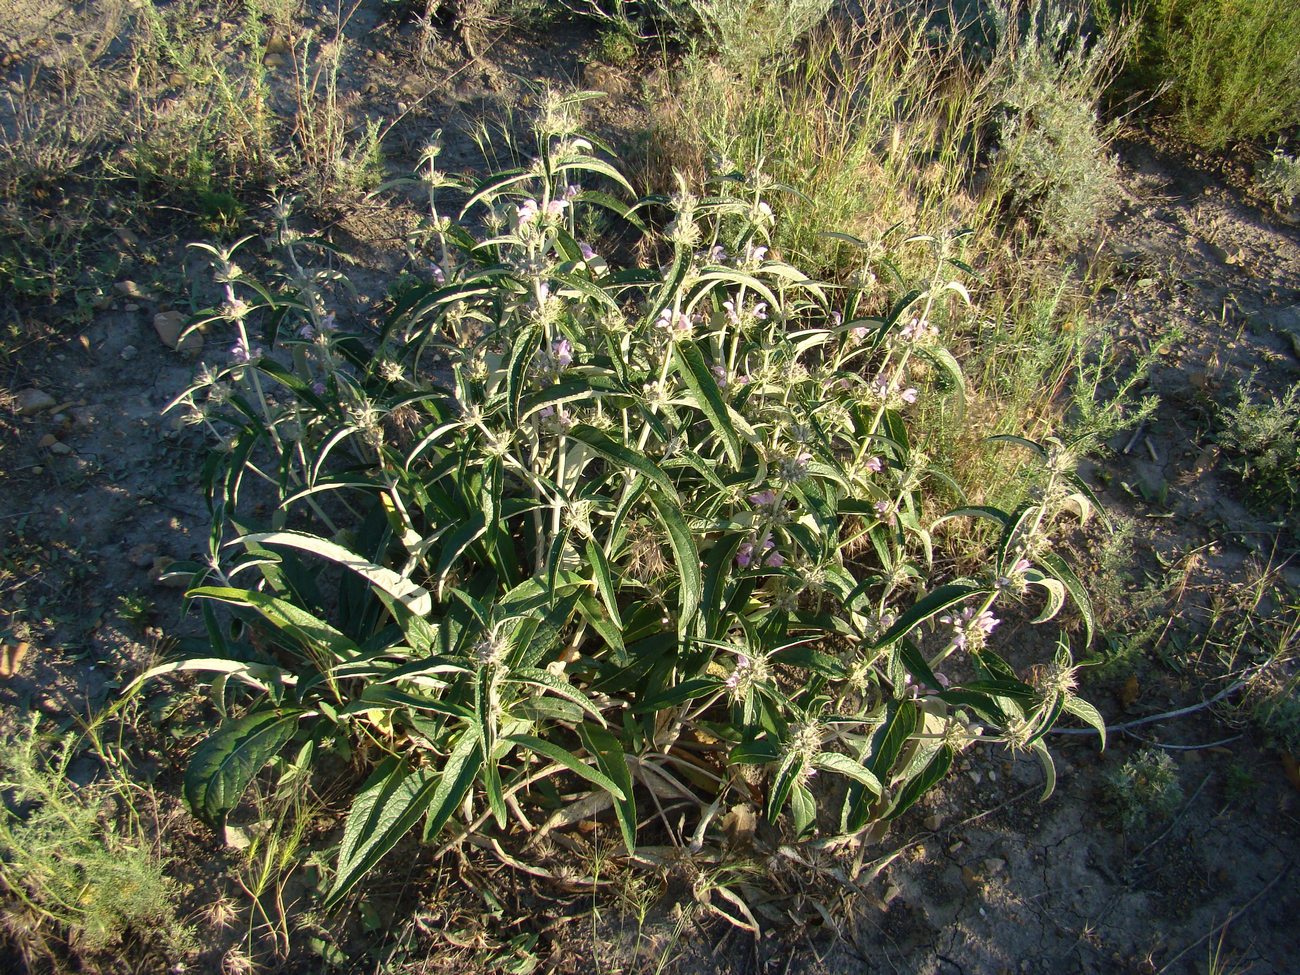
[1031,739,1056,801]
[423,729,483,841]
[185,711,301,827]
[237,531,432,617]
[567,424,677,499]
[503,734,626,800]
[577,724,636,852]
[323,758,439,909]
[585,537,622,630]
[1061,695,1107,749]
[673,340,742,466]
[813,751,882,795]
[647,488,700,635]
[886,745,953,820]
[789,782,817,836]
[507,322,542,427]
[875,584,983,648]
[1038,550,1094,646]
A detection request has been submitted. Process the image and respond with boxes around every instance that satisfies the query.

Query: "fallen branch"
[1051,678,1250,737]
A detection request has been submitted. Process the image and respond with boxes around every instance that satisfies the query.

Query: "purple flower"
[831,311,843,327]
[428,264,446,285]
[311,380,327,396]
[563,183,581,201]
[552,338,573,368]
[851,324,869,341]
[749,489,777,507]
[230,338,252,363]
[765,550,784,568]
[752,302,768,322]
[578,241,596,262]
[712,365,729,388]
[545,198,569,218]
[298,322,316,340]
[735,541,754,568]
[655,308,693,337]
[708,245,727,264]
[864,456,882,473]
[901,387,918,404]
[516,199,539,226]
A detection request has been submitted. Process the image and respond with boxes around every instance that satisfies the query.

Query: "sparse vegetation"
[2,0,1299,971]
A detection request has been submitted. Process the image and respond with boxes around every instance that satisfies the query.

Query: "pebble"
[124,303,140,313]
[115,280,149,299]
[153,310,202,354]
[120,345,139,361]
[924,813,944,831]
[15,388,57,415]
[49,442,73,456]
[38,433,58,448]
[948,840,964,853]
[983,857,1006,875]
[128,543,159,569]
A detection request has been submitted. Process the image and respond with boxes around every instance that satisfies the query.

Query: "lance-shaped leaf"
[503,734,626,799]
[647,488,701,634]
[567,424,677,499]
[323,757,439,909]
[185,710,302,827]
[237,531,432,617]
[673,340,742,466]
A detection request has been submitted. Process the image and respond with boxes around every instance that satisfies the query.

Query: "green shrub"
[990,3,1122,247]
[575,0,833,66]
[1257,147,1300,210]
[1254,675,1300,754]
[1118,0,1300,149]
[148,91,1105,907]
[0,717,193,965]
[1104,747,1183,830]
[1218,379,1300,518]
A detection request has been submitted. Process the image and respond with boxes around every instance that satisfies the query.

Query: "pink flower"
[552,338,572,368]
[563,183,581,201]
[749,489,777,507]
[545,198,569,218]
[311,380,326,396]
[865,456,882,473]
[428,264,446,284]
[735,541,754,568]
[901,387,918,404]
[516,199,539,226]
[578,241,596,262]
[765,550,784,568]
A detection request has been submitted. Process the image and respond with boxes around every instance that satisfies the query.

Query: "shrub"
[1117,0,1300,149]
[1218,379,1300,519]
[148,91,1105,908]
[574,0,833,66]
[990,3,1122,248]
[1104,747,1183,830]
[1257,147,1300,211]
[0,717,193,967]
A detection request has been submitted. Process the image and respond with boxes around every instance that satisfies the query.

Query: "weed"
[1256,147,1300,211]
[1253,675,1300,755]
[1105,747,1184,830]
[116,591,156,628]
[1217,378,1300,519]
[145,90,1107,909]
[0,716,194,969]
[1117,0,1300,148]
[989,2,1123,248]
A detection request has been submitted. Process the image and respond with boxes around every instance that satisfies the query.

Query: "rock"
[150,556,190,589]
[0,641,29,678]
[924,813,944,831]
[38,433,57,448]
[115,280,149,299]
[49,441,73,456]
[120,345,139,361]
[124,302,140,313]
[153,311,201,353]
[15,388,57,415]
[1266,304,1300,334]
[128,543,159,569]
[983,857,1006,875]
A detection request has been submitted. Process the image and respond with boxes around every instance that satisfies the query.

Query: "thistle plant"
[145,91,1106,910]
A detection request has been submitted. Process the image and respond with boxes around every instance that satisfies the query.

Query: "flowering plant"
[146,92,1105,912]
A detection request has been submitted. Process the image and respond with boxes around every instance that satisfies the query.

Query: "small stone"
[948,840,964,853]
[49,441,73,455]
[115,280,146,298]
[129,543,159,569]
[924,813,944,831]
[15,388,57,415]
[120,345,139,361]
[153,311,201,353]
[223,824,252,850]
[38,433,57,448]
[124,302,140,313]
[961,865,981,889]
[983,857,1006,875]
[31,466,42,475]
[968,770,982,786]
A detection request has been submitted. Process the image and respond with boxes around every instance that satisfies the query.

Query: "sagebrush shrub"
[1257,147,1300,211]
[148,91,1105,908]
[1218,379,1300,517]
[991,3,1121,247]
